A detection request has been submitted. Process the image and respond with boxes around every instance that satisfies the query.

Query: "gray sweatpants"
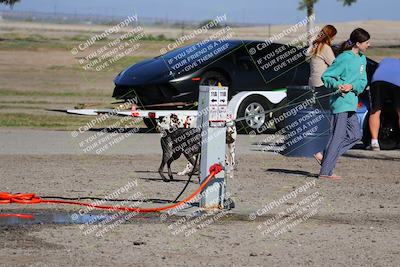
[319,112,362,176]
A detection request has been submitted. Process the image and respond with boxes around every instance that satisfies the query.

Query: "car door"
[230,44,266,92]
[254,42,304,89]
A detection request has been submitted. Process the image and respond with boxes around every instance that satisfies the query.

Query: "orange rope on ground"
[0,163,222,213]
[0,213,34,219]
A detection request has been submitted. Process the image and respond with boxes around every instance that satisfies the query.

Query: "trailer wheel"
[236,95,272,134]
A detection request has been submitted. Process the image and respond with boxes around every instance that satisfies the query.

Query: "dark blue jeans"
[319,112,363,176]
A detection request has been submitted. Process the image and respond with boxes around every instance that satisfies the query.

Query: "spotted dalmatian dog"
[156,113,236,179]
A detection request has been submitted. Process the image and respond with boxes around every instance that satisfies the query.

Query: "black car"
[113,39,379,105]
[112,40,312,107]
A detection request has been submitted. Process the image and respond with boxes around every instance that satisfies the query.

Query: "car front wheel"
[200,71,229,87]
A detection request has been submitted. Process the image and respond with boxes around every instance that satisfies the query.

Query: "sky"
[1,0,399,24]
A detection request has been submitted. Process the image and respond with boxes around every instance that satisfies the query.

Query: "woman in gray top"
[307,25,337,165]
[308,25,337,87]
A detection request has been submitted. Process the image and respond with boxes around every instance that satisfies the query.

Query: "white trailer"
[61,90,287,132]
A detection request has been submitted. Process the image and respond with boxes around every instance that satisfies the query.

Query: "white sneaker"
[367,143,380,151]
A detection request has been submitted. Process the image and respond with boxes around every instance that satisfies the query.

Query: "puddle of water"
[0,210,252,226]
[0,212,162,226]
[0,213,101,225]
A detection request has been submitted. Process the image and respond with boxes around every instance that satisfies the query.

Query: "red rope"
[0,163,222,214]
[0,213,34,219]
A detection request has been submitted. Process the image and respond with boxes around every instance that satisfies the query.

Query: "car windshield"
[157,40,241,75]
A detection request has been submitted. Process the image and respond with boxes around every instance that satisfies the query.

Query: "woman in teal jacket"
[314,28,370,180]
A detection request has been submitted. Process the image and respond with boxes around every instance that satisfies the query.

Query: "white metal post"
[197,85,228,209]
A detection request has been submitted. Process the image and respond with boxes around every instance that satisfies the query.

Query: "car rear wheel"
[379,125,398,150]
[362,112,398,150]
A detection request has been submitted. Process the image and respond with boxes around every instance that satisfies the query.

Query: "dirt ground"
[0,130,399,267]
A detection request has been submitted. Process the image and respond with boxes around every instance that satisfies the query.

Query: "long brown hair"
[340,28,370,53]
[310,25,337,56]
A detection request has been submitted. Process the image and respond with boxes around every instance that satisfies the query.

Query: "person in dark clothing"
[368,58,400,151]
